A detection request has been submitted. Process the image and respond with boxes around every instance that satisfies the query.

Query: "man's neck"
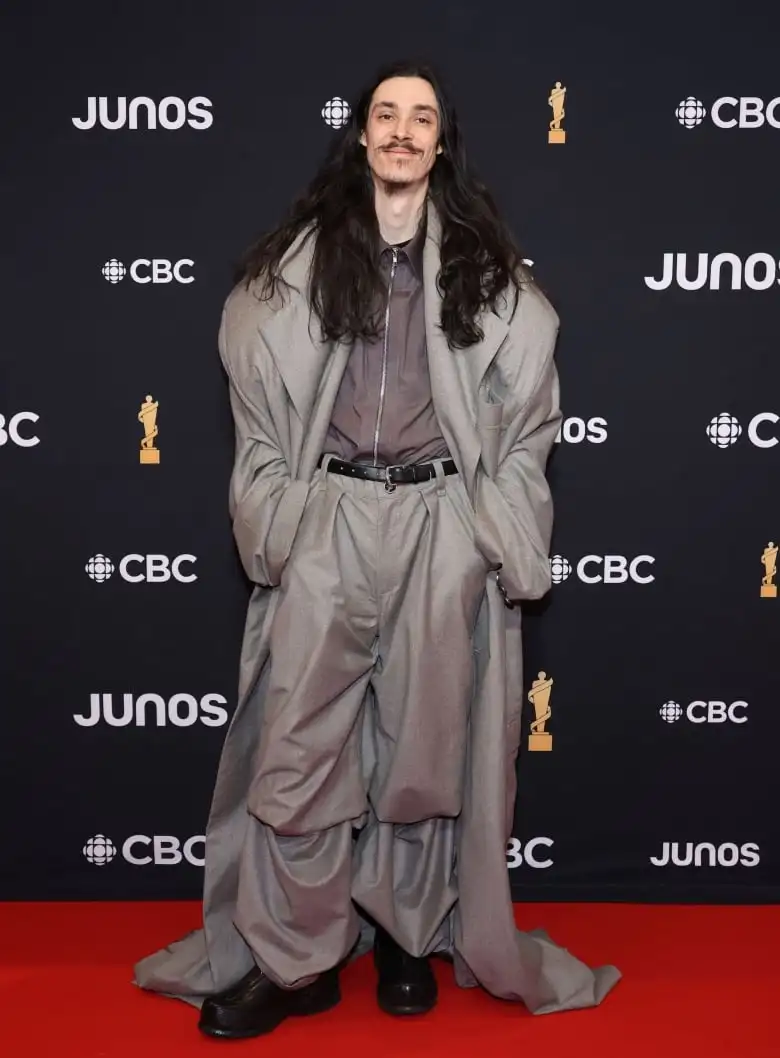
[373,178,428,245]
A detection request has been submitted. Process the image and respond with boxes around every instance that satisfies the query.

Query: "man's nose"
[396,118,414,141]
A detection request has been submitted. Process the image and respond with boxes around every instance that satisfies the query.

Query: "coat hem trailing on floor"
[132,201,621,1014]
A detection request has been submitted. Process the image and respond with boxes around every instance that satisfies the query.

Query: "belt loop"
[319,453,335,480]
[432,458,447,496]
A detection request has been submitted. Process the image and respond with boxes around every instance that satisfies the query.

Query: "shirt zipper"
[372,246,399,466]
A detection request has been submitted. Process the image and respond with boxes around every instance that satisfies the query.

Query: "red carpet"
[0,901,777,1057]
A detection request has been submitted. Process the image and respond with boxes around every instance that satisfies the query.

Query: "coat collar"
[257,226,342,427]
[259,199,512,448]
[421,201,511,396]
[421,202,511,494]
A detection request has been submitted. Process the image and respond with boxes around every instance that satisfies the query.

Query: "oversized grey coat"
[133,201,621,1013]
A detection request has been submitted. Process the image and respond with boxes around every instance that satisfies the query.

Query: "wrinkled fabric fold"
[228,468,489,986]
[134,470,621,1013]
[133,199,621,1014]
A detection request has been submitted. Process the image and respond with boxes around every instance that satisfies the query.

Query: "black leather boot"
[373,925,438,1016]
[198,964,341,1039]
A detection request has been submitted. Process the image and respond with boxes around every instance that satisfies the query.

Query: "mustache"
[381,142,419,152]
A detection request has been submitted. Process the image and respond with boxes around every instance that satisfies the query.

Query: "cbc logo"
[0,412,40,447]
[555,416,608,444]
[676,96,780,130]
[82,834,206,867]
[85,554,197,583]
[74,692,229,728]
[102,259,194,284]
[72,96,213,130]
[707,412,780,449]
[650,841,760,868]
[645,252,780,291]
[659,699,748,725]
[321,96,351,128]
[506,837,554,869]
[550,554,655,585]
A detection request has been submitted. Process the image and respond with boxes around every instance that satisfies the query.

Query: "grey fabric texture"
[230,463,491,989]
[132,201,621,1014]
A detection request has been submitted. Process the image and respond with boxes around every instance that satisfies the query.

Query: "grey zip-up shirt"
[323,218,451,467]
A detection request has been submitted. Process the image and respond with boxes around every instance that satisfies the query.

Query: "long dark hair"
[236,59,530,349]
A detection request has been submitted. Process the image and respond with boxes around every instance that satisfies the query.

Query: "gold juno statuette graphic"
[548,81,566,144]
[761,540,777,598]
[138,393,160,464]
[527,670,553,751]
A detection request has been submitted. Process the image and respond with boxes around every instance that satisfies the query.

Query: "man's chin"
[375,167,421,187]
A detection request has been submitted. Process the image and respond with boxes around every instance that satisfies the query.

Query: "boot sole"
[198,980,341,1039]
[377,996,437,1017]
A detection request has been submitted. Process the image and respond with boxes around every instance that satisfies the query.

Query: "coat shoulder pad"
[510,281,560,346]
[222,278,287,332]
[488,281,560,405]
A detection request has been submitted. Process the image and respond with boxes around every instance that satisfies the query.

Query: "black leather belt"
[318,454,458,492]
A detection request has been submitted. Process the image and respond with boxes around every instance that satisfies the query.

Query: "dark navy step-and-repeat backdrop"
[3,1,780,902]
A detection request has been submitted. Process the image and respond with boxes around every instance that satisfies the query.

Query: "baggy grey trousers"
[233,456,491,989]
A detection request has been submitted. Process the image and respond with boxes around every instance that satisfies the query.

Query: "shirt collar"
[378,212,426,280]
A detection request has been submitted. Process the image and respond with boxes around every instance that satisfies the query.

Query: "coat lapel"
[422,203,510,500]
[256,228,336,429]
[258,203,512,494]
[297,339,352,479]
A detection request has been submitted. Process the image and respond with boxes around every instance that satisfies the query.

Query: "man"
[134,60,620,1038]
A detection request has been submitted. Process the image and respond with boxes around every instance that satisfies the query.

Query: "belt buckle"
[384,464,403,493]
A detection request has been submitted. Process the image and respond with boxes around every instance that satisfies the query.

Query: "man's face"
[360,76,442,187]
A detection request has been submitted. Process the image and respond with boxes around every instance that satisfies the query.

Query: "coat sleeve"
[473,289,562,601]
[218,295,311,588]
